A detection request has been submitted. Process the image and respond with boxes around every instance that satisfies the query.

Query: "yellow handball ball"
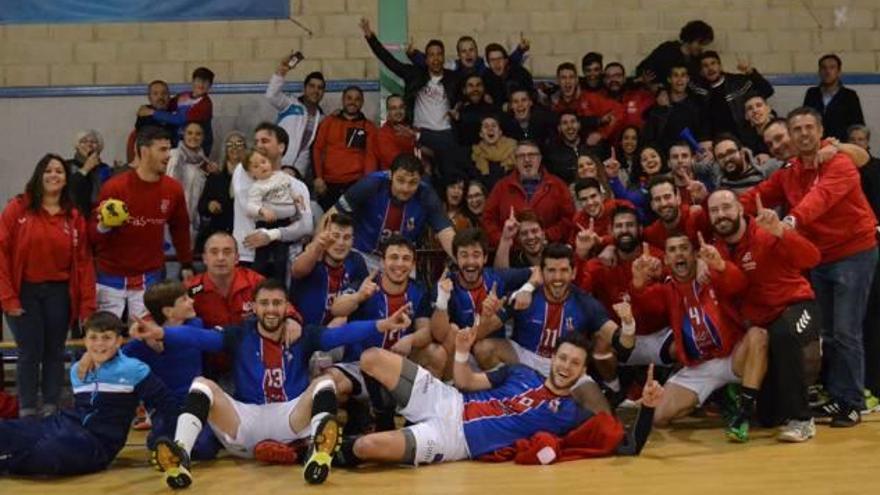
[99,198,129,227]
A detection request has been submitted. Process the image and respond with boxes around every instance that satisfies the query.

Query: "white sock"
[175,413,202,455]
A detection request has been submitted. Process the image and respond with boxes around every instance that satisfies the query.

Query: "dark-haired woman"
[0,154,96,417]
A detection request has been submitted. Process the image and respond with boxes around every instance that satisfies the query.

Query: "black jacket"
[642,96,705,153]
[195,169,234,253]
[803,85,865,142]
[544,140,600,183]
[500,106,558,150]
[691,70,774,141]
[365,34,460,123]
[483,65,535,109]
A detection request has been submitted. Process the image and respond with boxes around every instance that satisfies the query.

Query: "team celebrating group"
[1,15,878,490]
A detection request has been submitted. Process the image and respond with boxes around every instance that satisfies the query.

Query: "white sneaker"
[777,418,816,443]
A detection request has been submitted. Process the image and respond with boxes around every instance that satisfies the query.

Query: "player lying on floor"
[0,312,178,476]
[322,328,662,476]
[136,283,414,489]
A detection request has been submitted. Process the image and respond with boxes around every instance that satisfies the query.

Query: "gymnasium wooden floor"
[2,414,877,495]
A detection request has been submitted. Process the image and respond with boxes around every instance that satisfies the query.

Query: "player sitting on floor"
[630,234,768,442]
[0,312,177,476]
[327,330,662,473]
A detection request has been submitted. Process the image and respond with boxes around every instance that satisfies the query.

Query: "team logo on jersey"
[740,251,756,271]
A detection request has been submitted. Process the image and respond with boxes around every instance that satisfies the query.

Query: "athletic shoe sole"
[154,438,193,490]
[303,416,341,485]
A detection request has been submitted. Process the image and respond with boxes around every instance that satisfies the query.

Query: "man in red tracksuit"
[630,234,768,443]
[574,205,672,366]
[643,175,710,249]
[312,86,378,210]
[89,126,193,321]
[708,189,822,442]
[741,107,878,427]
[483,141,574,247]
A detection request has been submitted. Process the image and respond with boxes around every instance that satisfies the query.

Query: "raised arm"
[452,325,493,392]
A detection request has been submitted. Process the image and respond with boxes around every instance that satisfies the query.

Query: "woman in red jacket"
[0,154,96,417]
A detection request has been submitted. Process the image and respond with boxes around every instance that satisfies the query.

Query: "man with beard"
[265,55,325,179]
[580,52,604,93]
[643,64,706,154]
[232,123,314,268]
[329,331,662,471]
[494,209,547,269]
[450,74,496,146]
[570,178,634,251]
[690,51,773,141]
[631,235,768,442]
[545,111,598,183]
[483,141,574,247]
[708,134,779,194]
[144,278,414,488]
[311,86,378,210]
[290,213,368,326]
[602,63,654,140]
[473,244,628,394]
[575,206,673,367]
[90,126,193,319]
[742,107,879,426]
[430,228,539,369]
[707,190,822,441]
[500,89,558,148]
[127,80,176,161]
[643,175,710,249]
[323,153,454,269]
[329,235,446,430]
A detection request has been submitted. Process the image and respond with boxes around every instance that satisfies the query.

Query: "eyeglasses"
[226,141,246,149]
[515,152,541,160]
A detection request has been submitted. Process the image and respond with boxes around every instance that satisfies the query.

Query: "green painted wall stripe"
[377,0,407,119]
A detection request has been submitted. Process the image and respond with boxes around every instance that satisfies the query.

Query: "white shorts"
[331,361,368,400]
[399,366,470,465]
[508,340,594,387]
[667,355,741,405]
[622,328,674,366]
[96,284,147,322]
[208,391,308,458]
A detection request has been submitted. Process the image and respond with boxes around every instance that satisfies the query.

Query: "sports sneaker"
[777,418,815,443]
[132,404,152,431]
[720,384,741,425]
[725,413,750,443]
[811,399,843,420]
[808,384,829,407]
[254,440,299,465]
[862,390,880,414]
[303,415,341,485]
[152,437,193,490]
[829,406,861,428]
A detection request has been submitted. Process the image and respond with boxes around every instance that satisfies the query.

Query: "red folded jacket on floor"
[479,412,624,464]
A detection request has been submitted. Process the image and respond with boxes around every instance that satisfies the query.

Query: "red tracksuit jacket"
[483,170,575,247]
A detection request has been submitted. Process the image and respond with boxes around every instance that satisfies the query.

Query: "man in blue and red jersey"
[143,279,415,488]
[327,331,662,471]
[430,228,539,373]
[630,234,767,442]
[89,126,193,321]
[708,189,822,442]
[473,243,628,397]
[323,153,454,270]
[742,107,878,427]
[328,235,446,424]
[575,205,673,367]
[290,212,368,326]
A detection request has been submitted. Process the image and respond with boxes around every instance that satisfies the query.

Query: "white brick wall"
[2,0,880,87]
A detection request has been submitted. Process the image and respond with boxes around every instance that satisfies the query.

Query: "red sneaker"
[132,404,152,431]
[254,440,299,465]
